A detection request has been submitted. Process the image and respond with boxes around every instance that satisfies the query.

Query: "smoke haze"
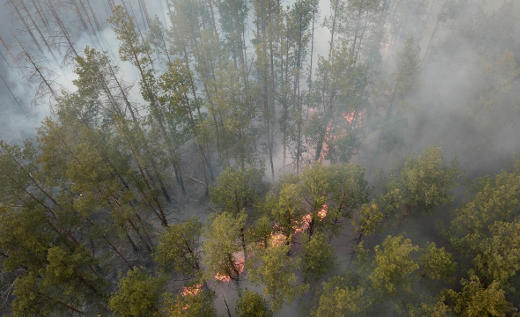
[3,0,519,175]
[1,0,520,315]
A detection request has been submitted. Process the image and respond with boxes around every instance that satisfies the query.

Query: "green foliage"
[327,163,369,217]
[248,245,308,310]
[313,276,368,317]
[4,1,520,315]
[11,272,54,317]
[451,170,520,253]
[302,232,334,280]
[420,243,456,281]
[210,168,264,215]
[0,141,42,209]
[154,218,202,276]
[271,183,305,238]
[473,220,520,284]
[394,38,421,100]
[447,275,516,317]
[0,206,50,273]
[212,63,259,167]
[250,215,273,247]
[43,246,106,303]
[109,6,151,66]
[235,290,273,317]
[157,59,203,144]
[299,163,368,236]
[203,211,247,282]
[326,131,360,163]
[449,169,520,297]
[167,287,216,317]
[353,200,384,237]
[269,163,369,240]
[369,235,420,294]
[299,164,329,212]
[388,147,458,213]
[408,297,452,317]
[109,267,164,317]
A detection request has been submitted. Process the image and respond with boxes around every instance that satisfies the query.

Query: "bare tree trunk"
[84,217,132,269]
[138,0,152,29]
[206,0,220,42]
[315,0,340,162]
[258,4,275,179]
[0,72,27,114]
[0,49,8,65]
[159,29,172,64]
[223,297,232,317]
[86,0,102,32]
[8,0,44,54]
[106,63,173,203]
[107,0,116,11]
[282,24,290,170]
[131,49,186,195]
[0,37,17,64]
[47,0,79,59]
[71,0,89,31]
[268,2,277,180]
[19,0,57,62]
[294,22,304,173]
[308,12,316,89]
[77,0,98,35]
[305,10,316,162]
[20,44,57,99]
[31,0,50,29]
[120,0,155,69]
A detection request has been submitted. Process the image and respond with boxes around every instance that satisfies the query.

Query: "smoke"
[0,0,163,142]
[1,0,520,315]
[354,0,520,179]
[1,1,518,173]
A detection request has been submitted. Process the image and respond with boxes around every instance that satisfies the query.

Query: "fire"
[181,283,202,297]
[302,213,312,226]
[293,213,312,233]
[269,232,287,247]
[344,112,355,124]
[214,251,245,282]
[214,273,231,282]
[318,203,328,219]
[180,283,203,310]
[318,111,362,162]
[381,22,392,57]
[293,203,328,234]
[318,124,334,162]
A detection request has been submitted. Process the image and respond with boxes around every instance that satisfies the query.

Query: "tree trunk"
[71,0,89,31]
[19,0,57,62]
[9,0,43,54]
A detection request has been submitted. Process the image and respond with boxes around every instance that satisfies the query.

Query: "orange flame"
[381,22,392,57]
[293,213,312,233]
[318,203,328,219]
[293,203,328,234]
[269,232,287,247]
[181,283,202,297]
[214,273,231,282]
[318,123,334,162]
[318,111,363,162]
[213,251,245,282]
[344,112,355,124]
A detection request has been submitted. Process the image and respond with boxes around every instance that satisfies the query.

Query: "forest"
[0,0,520,316]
